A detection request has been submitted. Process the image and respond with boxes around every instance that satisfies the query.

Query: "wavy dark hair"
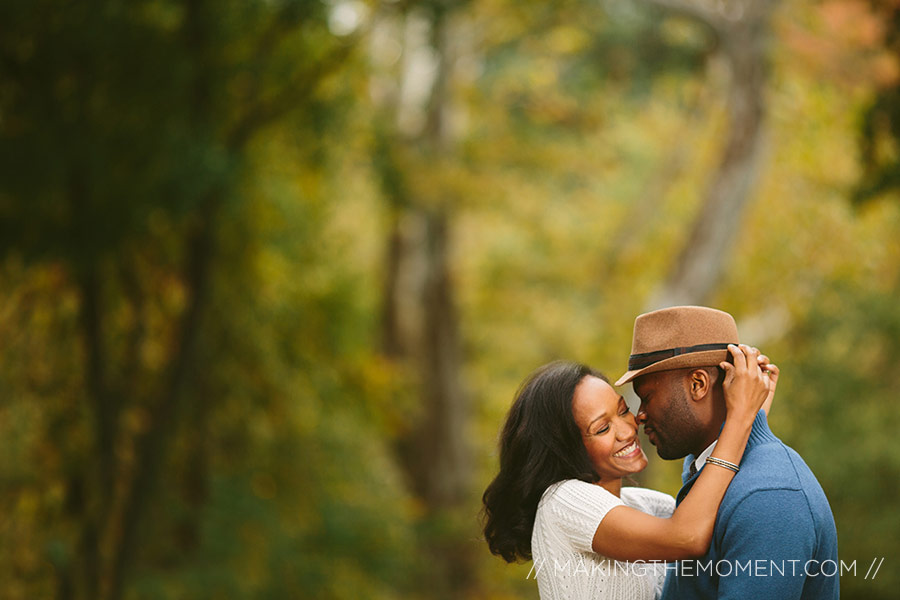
[481,361,608,562]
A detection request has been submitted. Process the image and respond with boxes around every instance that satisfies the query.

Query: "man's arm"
[717,489,815,599]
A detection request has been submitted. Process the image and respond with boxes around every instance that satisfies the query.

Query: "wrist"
[721,411,756,437]
[726,405,760,422]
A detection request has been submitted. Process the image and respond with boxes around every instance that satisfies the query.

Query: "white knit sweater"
[531,480,675,600]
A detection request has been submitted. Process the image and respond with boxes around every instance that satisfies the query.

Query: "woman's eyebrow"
[587,414,608,429]
[587,398,628,429]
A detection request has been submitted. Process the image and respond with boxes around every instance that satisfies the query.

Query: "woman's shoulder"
[537,479,627,522]
[539,478,618,505]
[620,486,676,518]
[537,479,626,520]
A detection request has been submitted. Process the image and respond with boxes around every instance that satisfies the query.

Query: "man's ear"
[688,368,711,402]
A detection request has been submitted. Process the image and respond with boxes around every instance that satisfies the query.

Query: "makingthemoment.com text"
[527,557,884,580]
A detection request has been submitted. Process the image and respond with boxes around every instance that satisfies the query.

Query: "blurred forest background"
[1,0,899,598]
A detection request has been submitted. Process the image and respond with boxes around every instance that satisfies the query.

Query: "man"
[616,305,839,599]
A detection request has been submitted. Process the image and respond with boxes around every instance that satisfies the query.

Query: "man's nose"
[635,408,648,424]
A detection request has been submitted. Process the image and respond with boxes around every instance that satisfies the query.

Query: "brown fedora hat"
[614,306,739,386]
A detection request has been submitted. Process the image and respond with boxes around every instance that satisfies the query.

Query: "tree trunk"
[645,0,777,309]
[410,210,470,507]
[374,4,473,593]
[105,199,217,600]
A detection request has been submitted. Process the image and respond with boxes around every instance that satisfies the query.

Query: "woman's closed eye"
[592,404,630,435]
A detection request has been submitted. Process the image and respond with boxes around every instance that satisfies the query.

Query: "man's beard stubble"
[652,388,704,460]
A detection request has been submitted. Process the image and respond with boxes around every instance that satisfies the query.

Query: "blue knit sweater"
[660,410,839,599]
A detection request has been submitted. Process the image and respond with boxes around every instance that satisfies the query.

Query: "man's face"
[632,370,702,460]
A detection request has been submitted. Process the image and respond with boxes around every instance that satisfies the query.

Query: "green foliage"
[855,3,900,204]
[768,281,900,599]
[1,0,211,262]
[1,0,900,599]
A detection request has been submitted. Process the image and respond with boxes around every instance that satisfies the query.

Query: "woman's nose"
[617,416,637,439]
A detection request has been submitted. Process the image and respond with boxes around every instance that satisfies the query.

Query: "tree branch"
[70,168,114,600]
[105,196,219,600]
[117,256,146,399]
[644,0,779,309]
[227,41,356,151]
[641,0,727,30]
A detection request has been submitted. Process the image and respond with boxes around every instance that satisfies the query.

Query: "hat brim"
[614,349,729,387]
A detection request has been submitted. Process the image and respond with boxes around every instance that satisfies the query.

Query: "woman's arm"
[591,344,771,562]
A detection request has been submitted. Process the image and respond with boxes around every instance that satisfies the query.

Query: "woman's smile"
[613,439,642,459]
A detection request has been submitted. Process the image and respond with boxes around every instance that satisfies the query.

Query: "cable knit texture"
[661,410,840,599]
[532,480,675,600]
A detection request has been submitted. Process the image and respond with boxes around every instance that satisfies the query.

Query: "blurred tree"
[0,1,357,598]
[371,0,475,593]
[856,0,900,203]
[773,280,900,600]
[644,0,780,309]
[1,1,897,599]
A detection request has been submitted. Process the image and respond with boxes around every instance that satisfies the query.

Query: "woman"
[481,344,776,600]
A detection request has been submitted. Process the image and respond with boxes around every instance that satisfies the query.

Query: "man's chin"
[654,445,685,461]
[644,430,684,460]
[656,447,687,460]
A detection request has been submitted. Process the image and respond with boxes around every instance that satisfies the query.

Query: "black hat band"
[628,343,732,371]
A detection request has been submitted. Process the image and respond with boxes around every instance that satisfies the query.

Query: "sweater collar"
[681,409,776,484]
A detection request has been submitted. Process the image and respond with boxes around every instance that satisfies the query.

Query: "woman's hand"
[720,344,770,420]
[756,352,779,416]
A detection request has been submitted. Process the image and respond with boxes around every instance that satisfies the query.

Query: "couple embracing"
[482,306,839,599]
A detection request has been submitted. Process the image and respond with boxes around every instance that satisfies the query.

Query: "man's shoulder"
[737,438,803,484]
[737,438,822,490]
[720,438,835,525]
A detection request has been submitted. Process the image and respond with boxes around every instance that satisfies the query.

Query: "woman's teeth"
[614,441,638,457]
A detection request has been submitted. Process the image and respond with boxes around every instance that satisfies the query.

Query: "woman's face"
[572,375,648,481]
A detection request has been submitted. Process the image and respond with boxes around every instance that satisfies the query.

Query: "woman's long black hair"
[481,361,607,562]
